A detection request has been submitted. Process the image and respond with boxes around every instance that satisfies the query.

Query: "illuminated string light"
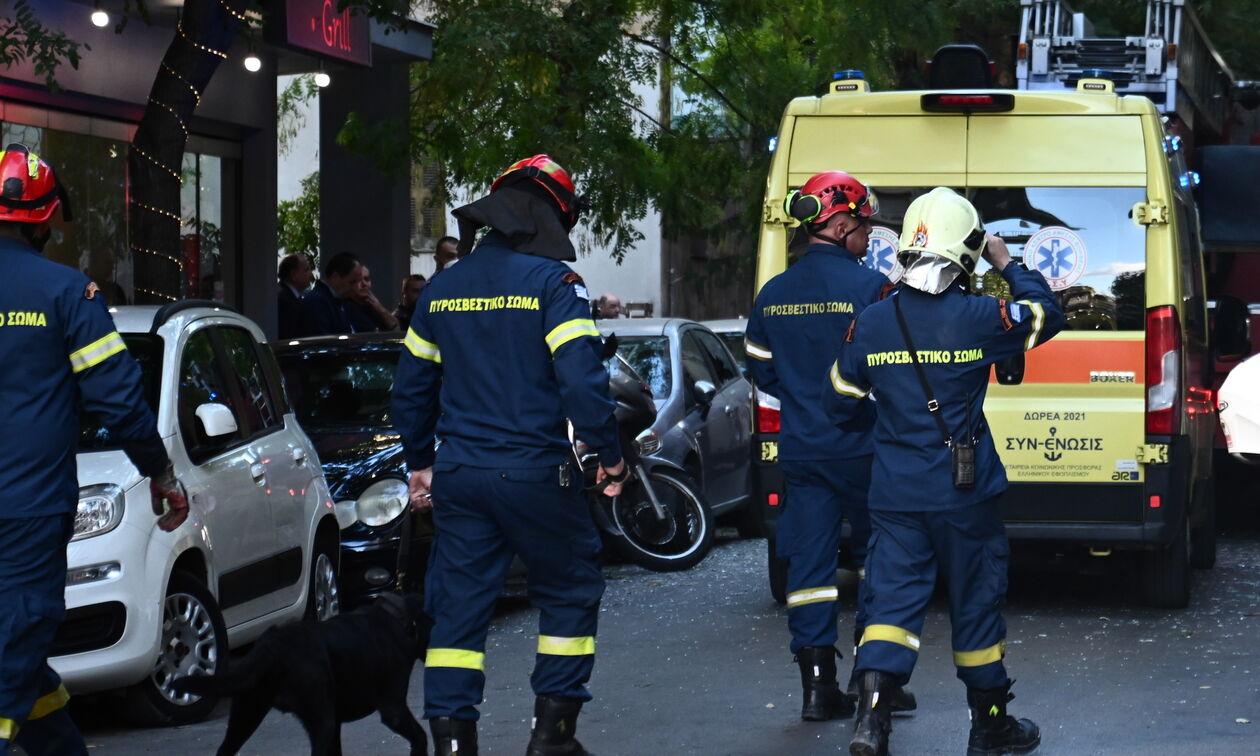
[177,24,228,60]
[131,144,182,182]
[133,201,182,224]
[161,63,202,105]
[147,98,188,136]
[135,285,178,303]
[218,0,248,22]
[129,243,186,272]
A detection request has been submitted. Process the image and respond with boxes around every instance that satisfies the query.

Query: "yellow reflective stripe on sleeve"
[829,360,869,399]
[744,339,772,361]
[68,332,126,374]
[425,648,486,671]
[537,635,596,656]
[859,624,921,652]
[0,716,15,739]
[28,684,70,720]
[545,318,600,354]
[786,586,838,608]
[1017,301,1045,351]
[404,328,442,363]
[953,640,1006,668]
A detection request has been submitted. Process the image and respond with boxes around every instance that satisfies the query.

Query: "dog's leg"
[300,707,342,756]
[380,704,429,756]
[216,694,272,756]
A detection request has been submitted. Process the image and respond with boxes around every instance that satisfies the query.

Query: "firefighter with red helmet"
[0,144,188,754]
[392,154,625,756]
[745,170,916,722]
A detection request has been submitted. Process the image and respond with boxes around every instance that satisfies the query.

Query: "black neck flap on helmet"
[452,184,579,262]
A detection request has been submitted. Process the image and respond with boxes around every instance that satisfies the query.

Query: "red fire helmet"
[797,170,876,225]
[0,143,70,224]
[490,154,583,229]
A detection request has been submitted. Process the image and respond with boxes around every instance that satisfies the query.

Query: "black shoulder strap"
[893,295,953,447]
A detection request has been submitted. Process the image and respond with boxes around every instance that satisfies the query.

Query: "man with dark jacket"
[393,155,625,756]
[277,253,312,339]
[302,251,362,336]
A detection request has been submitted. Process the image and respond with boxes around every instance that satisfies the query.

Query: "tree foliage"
[278,171,321,256]
[0,0,85,89]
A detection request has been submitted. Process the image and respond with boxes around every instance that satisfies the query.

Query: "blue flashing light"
[1162,135,1183,154]
[1179,170,1201,188]
[1080,68,1114,80]
[768,136,778,153]
[833,69,865,81]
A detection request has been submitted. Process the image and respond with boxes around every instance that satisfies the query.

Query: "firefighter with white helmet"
[824,187,1065,756]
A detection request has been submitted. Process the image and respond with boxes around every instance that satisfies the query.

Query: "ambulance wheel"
[123,572,228,725]
[767,536,788,605]
[1190,479,1217,570]
[1141,516,1191,609]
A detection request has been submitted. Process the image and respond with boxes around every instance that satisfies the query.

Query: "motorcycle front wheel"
[608,468,715,572]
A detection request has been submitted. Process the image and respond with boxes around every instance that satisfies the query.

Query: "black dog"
[172,593,432,755]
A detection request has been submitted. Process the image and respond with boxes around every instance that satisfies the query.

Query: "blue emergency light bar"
[833,70,865,81]
[768,136,778,153]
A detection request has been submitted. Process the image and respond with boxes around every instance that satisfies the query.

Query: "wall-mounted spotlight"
[243,54,262,73]
[314,72,331,88]
[91,2,110,27]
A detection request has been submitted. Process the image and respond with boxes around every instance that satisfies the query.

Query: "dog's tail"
[169,636,279,697]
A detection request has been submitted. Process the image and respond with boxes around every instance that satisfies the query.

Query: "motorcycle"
[569,345,716,572]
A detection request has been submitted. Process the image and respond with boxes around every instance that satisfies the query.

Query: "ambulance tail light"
[756,389,781,434]
[1145,306,1181,435]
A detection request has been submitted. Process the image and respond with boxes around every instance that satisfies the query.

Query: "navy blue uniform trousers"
[855,498,1010,690]
[423,463,604,721]
[0,515,87,755]
[777,457,871,653]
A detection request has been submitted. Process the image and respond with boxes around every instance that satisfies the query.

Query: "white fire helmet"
[1218,353,1260,463]
[897,187,987,295]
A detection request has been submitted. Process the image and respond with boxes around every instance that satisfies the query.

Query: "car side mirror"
[994,354,1025,385]
[693,379,717,406]
[195,402,238,438]
[1213,295,1252,362]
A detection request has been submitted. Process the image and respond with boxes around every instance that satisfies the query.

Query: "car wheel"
[305,540,340,621]
[123,571,228,725]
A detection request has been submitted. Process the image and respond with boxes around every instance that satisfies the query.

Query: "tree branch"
[622,29,754,128]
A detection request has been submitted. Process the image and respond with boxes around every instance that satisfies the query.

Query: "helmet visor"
[860,185,879,218]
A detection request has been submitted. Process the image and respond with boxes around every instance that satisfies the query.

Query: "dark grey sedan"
[597,318,760,536]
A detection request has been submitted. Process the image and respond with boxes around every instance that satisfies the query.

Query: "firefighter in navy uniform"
[392,155,626,756]
[744,171,914,721]
[825,188,1064,756]
[0,145,188,755]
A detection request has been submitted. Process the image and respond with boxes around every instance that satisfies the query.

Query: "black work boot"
[796,645,855,720]
[430,717,478,756]
[848,628,917,715]
[966,680,1041,756]
[849,670,896,756]
[526,696,592,756]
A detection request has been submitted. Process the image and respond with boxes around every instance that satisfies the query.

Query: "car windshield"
[616,336,672,401]
[278,344,400,430]
[79,334,163,451]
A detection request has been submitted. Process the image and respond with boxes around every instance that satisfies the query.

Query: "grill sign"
[268,0,372,66]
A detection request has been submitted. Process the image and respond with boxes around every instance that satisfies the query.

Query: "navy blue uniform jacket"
[745,244,889,460]
[0,237,167,518]
[824,264,1065,511]
[392,232,621,471]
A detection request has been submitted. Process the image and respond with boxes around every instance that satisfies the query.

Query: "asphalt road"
[73,531,1260,755]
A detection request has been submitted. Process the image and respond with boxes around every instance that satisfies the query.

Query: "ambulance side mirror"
[1213,295,1252,362]
[993,354,1025,385]
[195,402,239,438]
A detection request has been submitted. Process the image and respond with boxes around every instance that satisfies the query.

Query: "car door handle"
[250,462,267,485]
[292,447,307,465]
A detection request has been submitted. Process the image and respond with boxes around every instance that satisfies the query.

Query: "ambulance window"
[970,187,1146,330]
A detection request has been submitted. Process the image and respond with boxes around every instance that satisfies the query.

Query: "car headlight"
[355,478,408,527]
[75,484,124,541]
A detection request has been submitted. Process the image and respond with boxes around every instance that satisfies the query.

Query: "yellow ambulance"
[754,61,1244,607]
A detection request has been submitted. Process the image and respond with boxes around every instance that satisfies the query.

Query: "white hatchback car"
[52,302,341,724]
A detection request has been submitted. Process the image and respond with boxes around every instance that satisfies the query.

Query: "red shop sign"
[267,0,373,67]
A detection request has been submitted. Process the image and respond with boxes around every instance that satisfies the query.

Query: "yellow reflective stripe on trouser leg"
[28,684,70,720]
[859,624,921,652]
[0,716,16,740]
[786,586,838,608]
[545,319,600,354]
[425,648,486,671]
[537,635,595,656]
[68,332,126,373]
[954,640,1006,667]
[404,328,442,363]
